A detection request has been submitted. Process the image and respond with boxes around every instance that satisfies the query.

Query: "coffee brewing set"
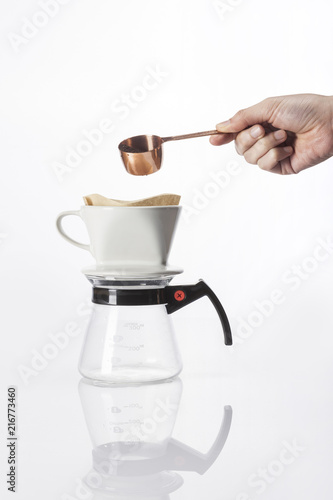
[56,128,233,384]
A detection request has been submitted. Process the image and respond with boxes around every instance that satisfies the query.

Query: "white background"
[1,0,333,498]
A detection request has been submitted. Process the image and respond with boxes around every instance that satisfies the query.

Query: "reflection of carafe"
[79,377,233,499]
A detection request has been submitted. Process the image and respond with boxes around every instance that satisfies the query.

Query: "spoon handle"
[161,129,222,143]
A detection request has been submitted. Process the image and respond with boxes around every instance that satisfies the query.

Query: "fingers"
[234,125,265,155]
[236,128,288,164]
[234,125,293,172]
[210,113,294,174]
[216,97,281,133]
[209,133,236,146]
[257,146,293,172]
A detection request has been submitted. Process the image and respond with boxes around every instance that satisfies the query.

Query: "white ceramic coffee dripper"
[56,205,181,270]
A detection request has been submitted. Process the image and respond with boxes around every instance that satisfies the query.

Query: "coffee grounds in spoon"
[119,144,141,153]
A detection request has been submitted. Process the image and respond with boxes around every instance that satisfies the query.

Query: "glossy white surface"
[3,343,333,500]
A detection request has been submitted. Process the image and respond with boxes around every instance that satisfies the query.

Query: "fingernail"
[216,120,231,130]
[284,146,293,153]
[250,126,262,138]
[274,130,286,140]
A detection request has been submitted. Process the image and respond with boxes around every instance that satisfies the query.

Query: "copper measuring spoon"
[118,130,223,176]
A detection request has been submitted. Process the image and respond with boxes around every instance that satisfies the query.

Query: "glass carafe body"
[79,303,183,383]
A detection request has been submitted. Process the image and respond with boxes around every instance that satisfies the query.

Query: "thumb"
[216,97,279,133]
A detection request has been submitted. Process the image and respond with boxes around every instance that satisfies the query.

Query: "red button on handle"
[174,290,186,301]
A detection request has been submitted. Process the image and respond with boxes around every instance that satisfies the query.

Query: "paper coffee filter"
[83,193,181,207]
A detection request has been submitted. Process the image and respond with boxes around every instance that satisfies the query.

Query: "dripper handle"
[56,210,90,251]
[165,280,232,345]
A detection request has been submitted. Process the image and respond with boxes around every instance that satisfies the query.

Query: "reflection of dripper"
[79,378,232,498]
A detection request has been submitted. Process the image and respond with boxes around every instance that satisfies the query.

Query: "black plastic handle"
[165,280,232,345]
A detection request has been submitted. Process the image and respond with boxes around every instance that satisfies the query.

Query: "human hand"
[210,94,333,174]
